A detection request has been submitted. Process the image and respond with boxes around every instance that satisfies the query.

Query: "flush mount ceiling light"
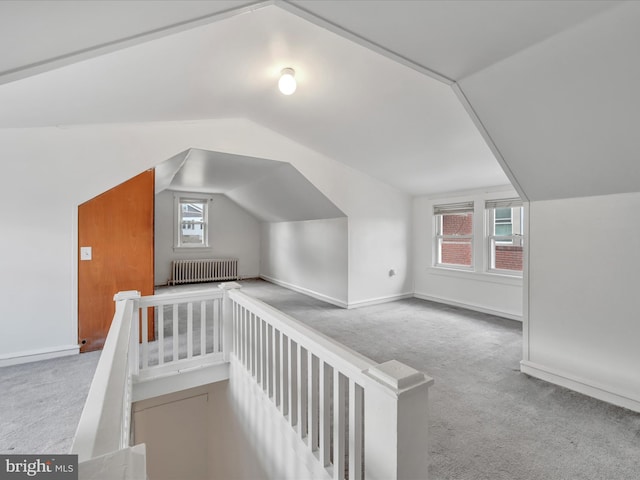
[278,68,297,95]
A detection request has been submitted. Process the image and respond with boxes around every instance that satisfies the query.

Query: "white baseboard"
[347,292,414,309]
[520,360,640,413]
[0,344,79,367]
[414,292,522,322]
[259,275,348,308]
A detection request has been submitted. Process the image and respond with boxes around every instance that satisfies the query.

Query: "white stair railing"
[71,291,143,478]
[223,282,434,480]
[73,284,433,480]
[133,288,225,380]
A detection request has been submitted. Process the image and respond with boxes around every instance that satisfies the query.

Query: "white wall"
[522,192,640,412]
[413,187,523,320]
[260,218,348,307]
[133,382,272,480]
[155,191,260,285]
[348,200,413,308]
[0,118,412,361]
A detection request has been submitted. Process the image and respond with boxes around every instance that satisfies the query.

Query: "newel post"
[219,282,242,361]
[364,360,434,480]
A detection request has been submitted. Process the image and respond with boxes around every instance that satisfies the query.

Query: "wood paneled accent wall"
[78,170,154,352]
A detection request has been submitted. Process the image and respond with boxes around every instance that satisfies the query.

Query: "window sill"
[173,246,211,253]
[428,266,522,286]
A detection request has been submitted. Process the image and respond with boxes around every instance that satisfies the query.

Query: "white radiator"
[169,258,239,285]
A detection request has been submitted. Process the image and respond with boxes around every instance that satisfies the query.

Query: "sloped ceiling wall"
[0,2,509,197]
[286,0,634,202]
[0,1,634,203]
[159,148,346,222]
[458,2,640,201]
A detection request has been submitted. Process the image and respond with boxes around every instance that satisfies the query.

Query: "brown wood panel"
[78,169,155,352]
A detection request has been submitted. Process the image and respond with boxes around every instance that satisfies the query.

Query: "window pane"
[439,238,472,267]
[495,207,512,221]
[495,224,512,236]
[488,205,523,272]
[490,238,523,271]
[180,201,206,245]
[440,212,473,235]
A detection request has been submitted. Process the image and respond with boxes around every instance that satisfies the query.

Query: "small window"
[434,202,474,269]
[486,199,523,273]
[174,195,209,248]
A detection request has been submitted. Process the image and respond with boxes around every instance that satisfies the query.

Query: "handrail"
[226,284,433,480]
[229,289,375,383]
[72,284,433,479]
[137,288,223,307]
[71,291,139,462]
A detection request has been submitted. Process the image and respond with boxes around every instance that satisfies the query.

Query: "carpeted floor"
[237,279,640,480]
[0,350,101,454]
[2,279,639,480]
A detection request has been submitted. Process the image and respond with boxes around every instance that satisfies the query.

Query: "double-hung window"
[486,198,523,273]
[174,194,209,248]
[434,202,474,269]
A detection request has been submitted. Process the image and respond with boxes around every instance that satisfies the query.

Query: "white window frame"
[433,202,475,271]
[486,198,524,275]
[174,193,210,250]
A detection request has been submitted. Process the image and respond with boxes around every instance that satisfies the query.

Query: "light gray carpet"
[0,351,100,454]
[237,279,640,480]
[2,279,639,480]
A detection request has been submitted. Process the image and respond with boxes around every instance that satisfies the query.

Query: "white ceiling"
[0,1,506,196]
[286,0,620,82]
[0,0,633,201]
[0,1,256,84]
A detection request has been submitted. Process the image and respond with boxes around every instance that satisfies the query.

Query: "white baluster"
[297,344,308,439]
[349,379,364,480]
[264,323,271,394]
[250,312,255,376]
[256,315,262,385]
[187,302,193,359]
[288,338,298,427]
[319,361,332,467]
[280,333,289,416]
[213,298,220,353]
[262,320,268,391]
[200,300,206,356]
[141,307,148,369]
[172,303,179,362]
[333,369,346,480]
[308,352,319,452]
[273,328,280,406]
[242,307,248,367]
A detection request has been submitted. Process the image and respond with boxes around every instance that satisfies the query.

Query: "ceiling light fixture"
[278,68,297,95]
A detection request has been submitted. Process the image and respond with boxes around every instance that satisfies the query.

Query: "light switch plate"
[80,246,92,261]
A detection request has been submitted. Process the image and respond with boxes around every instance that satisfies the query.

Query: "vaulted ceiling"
[0,0,637,202]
